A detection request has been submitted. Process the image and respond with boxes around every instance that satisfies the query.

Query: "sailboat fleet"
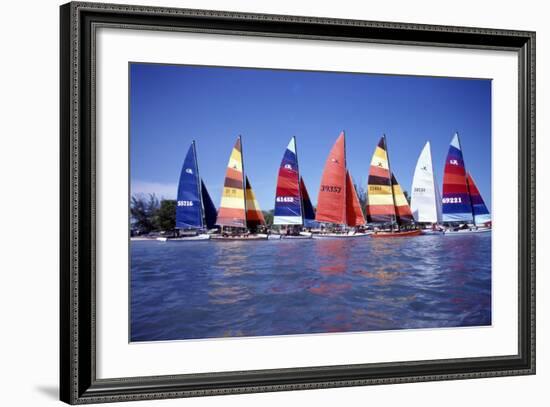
[160,131,491,241]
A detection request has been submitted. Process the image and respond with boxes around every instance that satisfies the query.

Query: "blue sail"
[201,179,217,230]
[273,137,303,225]
[176,143,203,229]
[466,172,491,226]
[441,133,474,223]
[300,177,318,228]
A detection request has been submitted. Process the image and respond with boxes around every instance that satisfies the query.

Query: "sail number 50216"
[321,185,342,193]
[177,200,194,206]
[442,197,462,204]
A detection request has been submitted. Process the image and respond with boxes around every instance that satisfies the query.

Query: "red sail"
[345,171,366,226]
[315,132,347,224]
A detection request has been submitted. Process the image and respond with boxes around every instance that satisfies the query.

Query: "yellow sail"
[366,136,395,223]
[245,176,265,228]
[216,137,246,227]
[391,173,413,224]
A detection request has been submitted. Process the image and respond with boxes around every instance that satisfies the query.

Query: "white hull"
[211,234,268,241]
[281,234,312,239]
[312,232,371,239]
[421,229,445,235]
[156,234,211,241]
[444,228,491,235]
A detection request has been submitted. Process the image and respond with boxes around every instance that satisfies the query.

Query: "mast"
[383,134,398,230]
[192,140,205,229]
[427,140,440,225]
[239,135,247,230]
[294,136,305,226]
[465,174,476,225]
[342,130,348,227]
[458,132,476,225]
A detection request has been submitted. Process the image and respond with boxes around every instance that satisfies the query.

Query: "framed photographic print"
[60,1,535,404]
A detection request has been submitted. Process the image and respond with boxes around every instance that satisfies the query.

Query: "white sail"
[410,141,442,223]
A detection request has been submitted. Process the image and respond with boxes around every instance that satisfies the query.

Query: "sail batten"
[410,141,442,223]
[274,137,302,225]
[442,133,474,223]
[176,142,204,229]
[216,137,247,227]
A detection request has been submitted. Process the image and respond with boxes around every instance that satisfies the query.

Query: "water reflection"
[130,234,492,341]
[315,239,350,275]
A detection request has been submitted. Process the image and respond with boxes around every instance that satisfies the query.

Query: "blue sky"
[130,63,492,211]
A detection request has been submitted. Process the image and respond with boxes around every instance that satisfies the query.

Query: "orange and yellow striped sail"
[216,137,246,228]
[245,176,266,229]
[366,136,395,223]
[391,173,413,224]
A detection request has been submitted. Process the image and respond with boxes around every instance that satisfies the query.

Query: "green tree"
[403,190,411,205]
[130,193,159,234]
[263,209,274,226]
[155,199,176,232]
[354,183,367,216]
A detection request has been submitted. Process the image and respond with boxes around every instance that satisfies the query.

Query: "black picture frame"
[60,2,536,404]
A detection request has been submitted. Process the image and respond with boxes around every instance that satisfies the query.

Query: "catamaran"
[272,137,316,239]
[212,136,268,240]
[313,131,369,238]
[366,135,421,237]
[157,141,217,241]
[410,141,443,234]
[441,133,491,234]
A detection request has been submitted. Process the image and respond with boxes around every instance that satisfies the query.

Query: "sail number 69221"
[442,197,462,204]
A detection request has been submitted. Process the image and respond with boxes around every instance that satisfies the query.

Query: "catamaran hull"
[444,228,491,235]
[371,230,422,238]
[420,229,445,235]
[211,234,268,241]
[313,232,371,239]
[156,234,211,242]
[282,234,313,239]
